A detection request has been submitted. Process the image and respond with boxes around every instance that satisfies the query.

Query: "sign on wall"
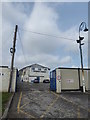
[66,79,74,83]
[57,75,61,80]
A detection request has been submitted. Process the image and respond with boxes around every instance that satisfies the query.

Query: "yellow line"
[60,95,90,113]
[40,96,59,118]
[20,109,35,118]
[77,107,80,118]
[60,95,75,105]
[17,92,22,113]
[50,91,59,97]
[20,102,30,109]
[85,92,90,95]
[22,97,30,101]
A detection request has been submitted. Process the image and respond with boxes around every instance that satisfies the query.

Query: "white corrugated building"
[0,66,18,92]
[19,64,50,82]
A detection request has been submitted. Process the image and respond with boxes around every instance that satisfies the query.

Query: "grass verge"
[2,92,12,114]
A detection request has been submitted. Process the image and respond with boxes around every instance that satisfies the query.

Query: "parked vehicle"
[31,80,34,83]
[33,79,39,83]
[43,79,50,83]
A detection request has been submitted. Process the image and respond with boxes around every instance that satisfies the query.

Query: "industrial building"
[19,64,50,82]
[50,67,90,93]
[0,66,18,92]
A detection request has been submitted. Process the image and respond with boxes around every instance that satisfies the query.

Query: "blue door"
[50,70,56,91]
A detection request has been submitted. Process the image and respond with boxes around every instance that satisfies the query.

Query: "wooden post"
[8,25,18,92]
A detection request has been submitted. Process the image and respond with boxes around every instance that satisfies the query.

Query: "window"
[0,73,4,76]
[44,68,47,71]
[35,68,38,71]
[23,71,26,75]
[41,68,44,71]
[2,73,4,76]
[41,71,46,73]
[32,68,35,71]
[38,68,41,71]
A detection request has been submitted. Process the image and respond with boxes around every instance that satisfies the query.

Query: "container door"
[50,70,56,91]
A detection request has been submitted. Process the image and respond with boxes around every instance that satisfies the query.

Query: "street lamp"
[76,22,88,93]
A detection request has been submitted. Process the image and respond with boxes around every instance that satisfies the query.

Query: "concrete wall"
[0,67,10,92]
[0,67,17,92]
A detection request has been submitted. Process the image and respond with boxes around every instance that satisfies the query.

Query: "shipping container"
[50,67,90,93]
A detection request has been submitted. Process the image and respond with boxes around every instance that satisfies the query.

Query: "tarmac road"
[7,80,90,119]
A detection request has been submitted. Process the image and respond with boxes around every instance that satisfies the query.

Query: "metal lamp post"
[76,22,88,93]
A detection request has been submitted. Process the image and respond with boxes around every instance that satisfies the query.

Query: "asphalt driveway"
[7,80,90,119]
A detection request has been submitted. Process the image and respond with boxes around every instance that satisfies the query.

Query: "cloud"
[2,2,28,65]
[15,53,72,69]
[22,2,60,53]
[1,0,89,2]
[0,2,2,65]
[21,2,79,55]
[1,2,88,69]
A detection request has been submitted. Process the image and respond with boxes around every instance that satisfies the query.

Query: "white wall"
[0,67,17,92]
[40,77,44,82]
[0,67,10,92]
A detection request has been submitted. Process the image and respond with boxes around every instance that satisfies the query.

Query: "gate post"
[56,69,61,93]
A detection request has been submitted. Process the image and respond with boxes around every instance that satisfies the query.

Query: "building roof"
[51,67,90,72]
[19,63,50,71]
[57,67,90,70]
